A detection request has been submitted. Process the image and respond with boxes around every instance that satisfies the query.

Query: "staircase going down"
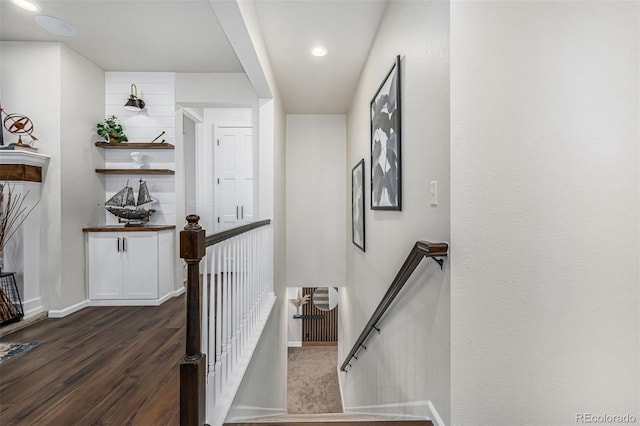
[224,412,433,425]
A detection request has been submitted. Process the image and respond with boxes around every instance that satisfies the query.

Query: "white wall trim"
[337,366,346,412]
[48,300,89,318]
[345,400,434,422]
[88,287,185,307]
[287,341,302,347]
[47,288,185,316]
[159,286,186,303]
[183,107,204,123]
[22,297,44,319]
[426,400,445,426]
[223,406,286,422]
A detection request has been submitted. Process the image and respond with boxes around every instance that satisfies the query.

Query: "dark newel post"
[180,215,206,426]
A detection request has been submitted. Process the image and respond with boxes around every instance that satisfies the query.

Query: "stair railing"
[180,215,272,426]
[340,241,448,372]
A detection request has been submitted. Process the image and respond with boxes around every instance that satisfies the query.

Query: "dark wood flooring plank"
[0,295,185,425]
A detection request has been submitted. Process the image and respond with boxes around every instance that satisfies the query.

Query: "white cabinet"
[85,227,175,304]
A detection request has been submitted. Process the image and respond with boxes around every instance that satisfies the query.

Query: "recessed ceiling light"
[11,0,39,12]
[311,46,327,57]
[34,15,76,36]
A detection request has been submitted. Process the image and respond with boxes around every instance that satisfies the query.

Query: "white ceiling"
[0,0,387,114]
[253,0,387,113]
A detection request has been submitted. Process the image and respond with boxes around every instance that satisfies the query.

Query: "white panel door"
[89,234,124,299]
[217,127,253,229]
[123,232,159,299]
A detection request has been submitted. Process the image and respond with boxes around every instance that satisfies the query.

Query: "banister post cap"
[181,215,205,260]
[185,215,202,230]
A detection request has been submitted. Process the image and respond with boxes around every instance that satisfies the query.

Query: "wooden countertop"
[82,225,176,232]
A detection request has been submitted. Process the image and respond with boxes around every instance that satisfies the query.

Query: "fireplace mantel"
[0,149,50,318]
[0,150,50,182]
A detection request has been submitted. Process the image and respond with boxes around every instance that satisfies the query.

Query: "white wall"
[176,73,258,107]
[286,115,346,287]
[225,0,288,418]
[1,42,61,316]
[340,0,450,422]
[225,300,288,421]
[450,2,639,425]
[0,42,106,313]
[59,45,105,310]
[104,72,176,227]
[287,287,303,346]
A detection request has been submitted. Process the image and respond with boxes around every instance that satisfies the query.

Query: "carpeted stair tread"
[225,412,433,425]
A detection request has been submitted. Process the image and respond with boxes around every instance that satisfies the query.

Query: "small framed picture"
[352,159,365,252]
[371,55,401,210]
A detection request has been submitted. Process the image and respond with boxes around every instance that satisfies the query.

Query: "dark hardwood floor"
[0,295,185,425]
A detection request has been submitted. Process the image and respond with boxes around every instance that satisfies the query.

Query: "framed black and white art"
[370,55,401,210]
[352,159,365,252]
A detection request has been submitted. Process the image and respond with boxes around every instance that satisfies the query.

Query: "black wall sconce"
[123,84,145,111]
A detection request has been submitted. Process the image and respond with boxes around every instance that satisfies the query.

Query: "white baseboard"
[224,406,286,422]
[336,366,345,411]
[22,297,44,319]
[88,287,185,307]
[160,286,185,302]
[427,400,445,426]
[48,300,89,318]
[287,341,302,347]
[49,287,186,315]
[346,400,440,423]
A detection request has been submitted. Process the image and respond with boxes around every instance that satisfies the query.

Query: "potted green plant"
[97,115,128,143]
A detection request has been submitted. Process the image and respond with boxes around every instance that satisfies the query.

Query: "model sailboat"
[105,179,156,226]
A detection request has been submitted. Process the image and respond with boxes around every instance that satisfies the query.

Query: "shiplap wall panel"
[104,72,176,226]
[302,287,338,344]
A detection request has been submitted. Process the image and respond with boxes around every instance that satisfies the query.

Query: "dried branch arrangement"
[0,183,38,254]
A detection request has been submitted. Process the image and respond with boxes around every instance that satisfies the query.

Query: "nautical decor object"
[105,179,155,226]
[0,107,38,147]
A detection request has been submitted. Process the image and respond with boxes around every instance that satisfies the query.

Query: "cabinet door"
[157,230,175,298]
[89,234,124,299]
[122,232,158,299]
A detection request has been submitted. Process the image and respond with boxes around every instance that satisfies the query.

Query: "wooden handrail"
[206,219,271,247]
[339,241,448,372]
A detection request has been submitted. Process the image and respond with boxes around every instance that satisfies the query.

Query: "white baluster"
[215,243,223,397]
[242,234,248,349]
[238,236,242,362]
[233,236,239,368]
[222,242,229,385]
[226,241,233,382]
[253,229,258,330]
[259,228,264,314]
[201,247,208,363]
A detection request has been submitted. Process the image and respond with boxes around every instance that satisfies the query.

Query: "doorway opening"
[287,286,342,414]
